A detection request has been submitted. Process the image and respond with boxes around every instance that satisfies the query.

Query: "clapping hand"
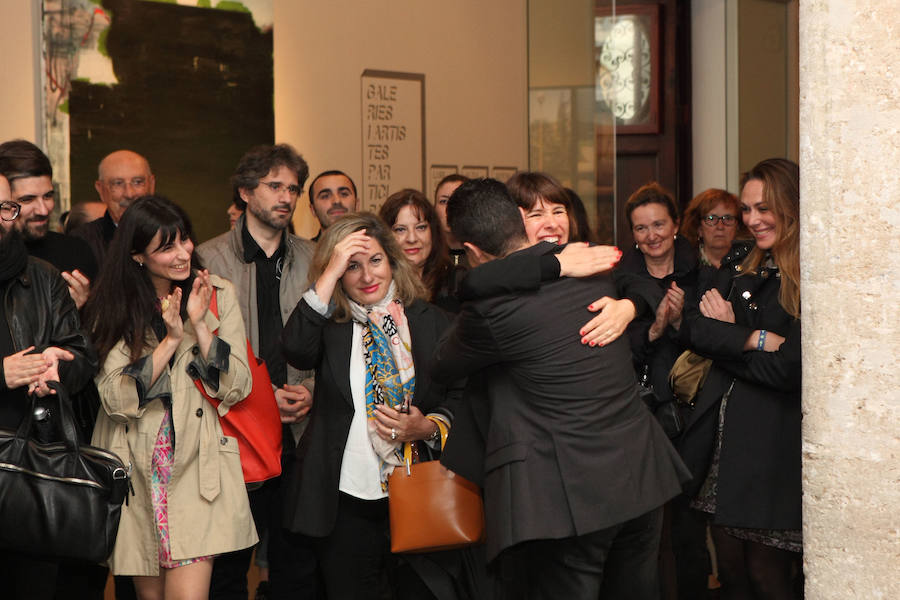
[187,269,213,327]
[161,287,184,342]
[699,288,735,323]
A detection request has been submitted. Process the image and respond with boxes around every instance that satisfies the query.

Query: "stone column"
[799,1,900,598]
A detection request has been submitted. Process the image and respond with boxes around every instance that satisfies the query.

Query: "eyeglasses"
[107,177,149,192]
[702,214,738,227]
[260,181,302,198]
[0,201,20,221]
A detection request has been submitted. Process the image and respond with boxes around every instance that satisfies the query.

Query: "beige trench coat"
[92,276,258,576]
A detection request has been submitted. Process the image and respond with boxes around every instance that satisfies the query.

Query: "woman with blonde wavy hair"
[279,212,466,599]
[680,158,803,599]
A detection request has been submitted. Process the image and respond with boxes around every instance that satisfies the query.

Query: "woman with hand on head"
[681,159,803,599]
[280,213,465,600]
[680,188,748,269]
[84,196,256,600]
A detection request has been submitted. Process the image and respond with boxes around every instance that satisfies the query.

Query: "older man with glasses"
[71,149,156,267]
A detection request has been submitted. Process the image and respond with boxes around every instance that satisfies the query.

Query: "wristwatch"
[426,424,441,443]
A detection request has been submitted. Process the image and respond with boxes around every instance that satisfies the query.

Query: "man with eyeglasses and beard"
[198,144,318,600]
[0,140,97,309]
[71,149,156,268]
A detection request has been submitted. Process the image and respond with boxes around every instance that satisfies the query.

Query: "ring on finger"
[390,428,397,440]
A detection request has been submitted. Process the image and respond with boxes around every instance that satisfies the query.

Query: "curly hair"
[378,189,449,301]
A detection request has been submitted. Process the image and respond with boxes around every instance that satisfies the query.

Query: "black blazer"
[679,244,802,530]
[618,236,699,399]
[280,297,459,537]
[433,243,690,561]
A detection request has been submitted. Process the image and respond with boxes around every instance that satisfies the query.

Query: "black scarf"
[0,230,28,283]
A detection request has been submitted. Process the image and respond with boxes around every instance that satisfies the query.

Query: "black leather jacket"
[0,257,98,428]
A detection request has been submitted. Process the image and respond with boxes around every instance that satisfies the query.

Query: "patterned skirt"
[690,385,802,553]
[151,408,212,569]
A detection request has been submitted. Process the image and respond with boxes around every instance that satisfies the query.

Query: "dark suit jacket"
[71,211,116,268]
[433,243,690,561]
[280,297,460,537]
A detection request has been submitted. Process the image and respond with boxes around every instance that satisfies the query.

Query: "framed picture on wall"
[460,165,489,179]
[491,166,518,182]
[40,0,275,242]
[429,164,458,197]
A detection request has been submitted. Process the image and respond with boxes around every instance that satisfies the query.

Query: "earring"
[138,261,144,267]
[634,243,639,250]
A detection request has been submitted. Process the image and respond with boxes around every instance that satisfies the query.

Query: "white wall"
[276,0,528,237]
[691,0,730,194]
[0,2,40,143]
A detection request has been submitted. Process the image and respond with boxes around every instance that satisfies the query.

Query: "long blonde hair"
[308,212,427,322]
[739,158,800,319]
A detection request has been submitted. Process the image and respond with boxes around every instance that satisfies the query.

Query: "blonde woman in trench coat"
[84,196,257,600]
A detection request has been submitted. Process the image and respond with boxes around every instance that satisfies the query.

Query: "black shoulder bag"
[0,381,130,563]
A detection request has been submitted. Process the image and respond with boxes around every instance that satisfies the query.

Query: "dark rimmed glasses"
[0,201,20,221]
[702,214,737,227]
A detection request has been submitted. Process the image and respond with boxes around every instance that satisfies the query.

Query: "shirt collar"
[241,218,286,263]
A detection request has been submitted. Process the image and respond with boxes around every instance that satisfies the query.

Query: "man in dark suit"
[433,178,690,599]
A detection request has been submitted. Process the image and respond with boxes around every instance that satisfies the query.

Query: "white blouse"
[304,289,386,500]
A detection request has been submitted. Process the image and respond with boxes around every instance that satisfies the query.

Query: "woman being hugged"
[84,196,256,600]
[681,159,803,599]
[281,212,461,600]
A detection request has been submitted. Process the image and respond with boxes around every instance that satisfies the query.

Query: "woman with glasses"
[681,159,803,599]
[680,189,748,269]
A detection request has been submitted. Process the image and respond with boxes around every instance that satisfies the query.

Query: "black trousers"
[312,492,434,600]
[495,506,664,600]
[0,553,108,600]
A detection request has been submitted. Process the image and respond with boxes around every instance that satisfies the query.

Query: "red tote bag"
[192,290,282,483]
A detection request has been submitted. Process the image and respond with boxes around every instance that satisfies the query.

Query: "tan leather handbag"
[387,420,486,553]
[668,350,713,407]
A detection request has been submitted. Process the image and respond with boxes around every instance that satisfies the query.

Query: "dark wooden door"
[594,0,692,247]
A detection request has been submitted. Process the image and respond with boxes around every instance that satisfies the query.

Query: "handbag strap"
[401,417,450,469]
[14,381,82,462]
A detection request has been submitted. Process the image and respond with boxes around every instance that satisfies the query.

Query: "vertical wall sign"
[360,70,425,212]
